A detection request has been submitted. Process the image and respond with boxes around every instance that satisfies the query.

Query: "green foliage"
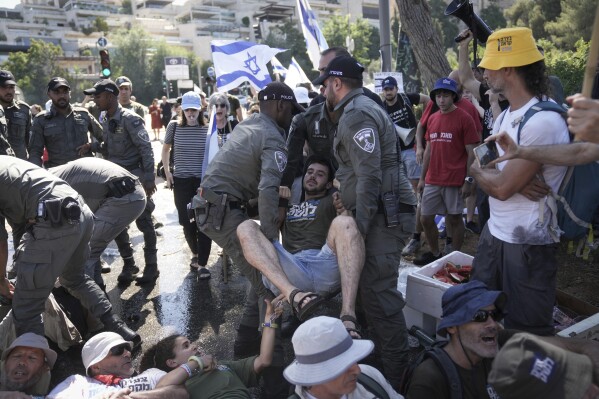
[0,39,68,105]
[480,4,507,30]
[321,15,381,67]
[94,17,109,34]
[110,26,199,103]
[539,38,589,97]
[265,20,314,78]
[504,0,547,40]
[429,0,459,50]
[121,0,133,15]
[241,16,250,27]
[546,0,596,49]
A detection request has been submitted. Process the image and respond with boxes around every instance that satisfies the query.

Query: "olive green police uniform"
[334,88,417,388]
[122,101,146,119]
[3,99,31,160]
[29,105,103,167]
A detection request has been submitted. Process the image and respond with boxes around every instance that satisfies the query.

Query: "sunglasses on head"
[109,343,132,356]
[472,309,503,323]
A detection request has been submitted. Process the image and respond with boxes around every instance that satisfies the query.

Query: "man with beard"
[406,281,599,399]
[29,77,103,168]
[0,70,31,160]
[237,156,364,336]
[313,55,417,389]
[115,76,146,118]
[0,333,57,397]
[85,79,158,285]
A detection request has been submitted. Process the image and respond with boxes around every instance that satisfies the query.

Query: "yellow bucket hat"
[478,27,544,71]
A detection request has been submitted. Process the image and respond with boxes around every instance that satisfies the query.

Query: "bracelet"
[261,322,279,329]
[179,363,192,377]
[188,355,204,371]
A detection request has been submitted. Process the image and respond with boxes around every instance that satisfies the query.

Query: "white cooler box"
[405,252,474,336]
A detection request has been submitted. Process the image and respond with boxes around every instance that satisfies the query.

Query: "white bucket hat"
[82,332,132,376]
[284,316,374,385]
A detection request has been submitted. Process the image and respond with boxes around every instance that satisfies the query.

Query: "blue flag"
[296,0,329,70]
[211,40,285,92]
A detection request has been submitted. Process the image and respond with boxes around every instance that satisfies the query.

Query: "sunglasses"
[472,309,503,323]
[109,343,132,356]
[215,104,226,108]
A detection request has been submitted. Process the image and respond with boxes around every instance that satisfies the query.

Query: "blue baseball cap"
[430,77,458,98]
[437,280,507,337]
[382,76,398,89]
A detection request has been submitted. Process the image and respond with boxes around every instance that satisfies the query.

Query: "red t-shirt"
[421,97,483,135]
[424,107,480,186]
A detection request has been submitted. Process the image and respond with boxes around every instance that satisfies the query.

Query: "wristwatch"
[464,176,474,184]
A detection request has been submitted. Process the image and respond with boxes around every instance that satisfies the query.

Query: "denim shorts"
[264,241,340,296]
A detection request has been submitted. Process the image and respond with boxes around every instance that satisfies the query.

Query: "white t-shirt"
[488,97,569,245]
[47,368,166,399]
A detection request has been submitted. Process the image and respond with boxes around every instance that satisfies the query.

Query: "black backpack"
[399,342,462,399]
[287,371,390,399]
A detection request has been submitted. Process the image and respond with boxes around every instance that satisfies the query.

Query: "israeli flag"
[211,40,286,92]
[202,107,218,178]
[271,56,288,78]
[297,0,329,70]
[284,57,314,91]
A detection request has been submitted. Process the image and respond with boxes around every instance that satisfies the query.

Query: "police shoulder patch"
[274,150,287,173]
[352,128,376,153]
[137,129,151,143]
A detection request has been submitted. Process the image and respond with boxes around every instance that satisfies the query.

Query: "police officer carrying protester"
[85,79,159,284]
[29,77,103,167]
[313,55,417,389]
[0,70,31,160]
[196,82,303,300]
[0,70,31,159]
[115,76,146,118]
[50,158,147,289]
[0,156,141,345]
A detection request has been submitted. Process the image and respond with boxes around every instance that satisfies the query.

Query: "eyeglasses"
[215,104,226,108]
[471,309,503,323]
[109,343,132,356]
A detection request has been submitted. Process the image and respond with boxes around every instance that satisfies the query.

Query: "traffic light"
[99,49,111,78]
[253,23,262,40]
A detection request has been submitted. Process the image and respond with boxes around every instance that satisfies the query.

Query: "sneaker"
[465,221,481,234]
[413,251,442,266]
[442,243,453,256]
[402,238,421,256]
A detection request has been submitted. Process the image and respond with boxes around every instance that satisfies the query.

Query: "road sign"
[97,37,108,47]
[164,57,190,81]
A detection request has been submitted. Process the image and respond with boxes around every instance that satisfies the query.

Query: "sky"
[1,0,20,9]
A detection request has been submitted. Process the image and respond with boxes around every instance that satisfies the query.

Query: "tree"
[395,0,451,90]
[264,20,314,79]
[428,0,459,50]
[539,38,589,97]
[121,0,133,15]
[546,0,597,49]
[505,0,549,41]
[321,15,381,68]
[1,39,68,105]
[94,17,109,35]
[480,3,507,30]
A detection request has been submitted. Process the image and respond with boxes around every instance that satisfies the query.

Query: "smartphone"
[474,142,499,167]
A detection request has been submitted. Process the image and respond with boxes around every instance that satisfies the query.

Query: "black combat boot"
[117,257,139,283]
[100,312,142,348]
[135,263,159,284]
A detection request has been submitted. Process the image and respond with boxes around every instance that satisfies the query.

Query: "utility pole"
[379,0,392,72]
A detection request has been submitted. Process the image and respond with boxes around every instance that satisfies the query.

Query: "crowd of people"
[0,24,598,399]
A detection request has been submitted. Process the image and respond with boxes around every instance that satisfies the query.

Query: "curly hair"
[139,334,180,372]
[514,60,551,101]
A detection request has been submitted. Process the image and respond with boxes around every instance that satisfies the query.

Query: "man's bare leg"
[237,220,313,306]
[445,214,464,251]
[326,215,365,336]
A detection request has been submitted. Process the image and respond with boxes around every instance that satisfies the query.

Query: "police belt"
[351,202,416,217]
[201,188,245,210]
